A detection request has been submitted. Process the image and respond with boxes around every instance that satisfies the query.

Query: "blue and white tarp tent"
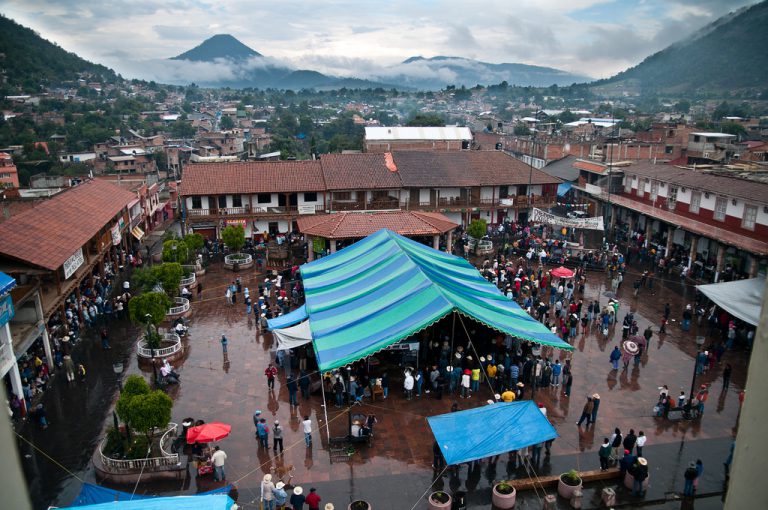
[60,494,235,510]
[427,401,558,465]
[67,484,232,507]
[0,271,16,295]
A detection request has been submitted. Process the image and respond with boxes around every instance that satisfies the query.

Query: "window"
[257,193,272,204]
[232,195,242,207]
[304,192,318,202]
[693,135,701,143]
[218,195,227,208]
[689,191,701,214]
[743,204,757,230]
[334,191,352,201]
[667,186,678,210]
[191,196,202,209]
[714,197,727,221]
[638,179,646,197]
[665,145,674,154]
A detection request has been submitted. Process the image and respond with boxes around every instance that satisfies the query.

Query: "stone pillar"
[645,219,652,247]
[715,243,726,282]
[748,255,759,278]
[628,214,636,235]
[6,323,26,415]
[666,228,674,258]
[34,292,53,370]
[330,239,337,254]
[609,205,617,233]
[306,235,314,262]
[447,230,454,253]
[688,235,698,269]
[433,235,440,250]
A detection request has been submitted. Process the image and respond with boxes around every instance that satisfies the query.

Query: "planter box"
[137,332,183,359]
[427,492,451,510]
[557,474,583,499]
[492,483,517,509]
[224,253,253,270]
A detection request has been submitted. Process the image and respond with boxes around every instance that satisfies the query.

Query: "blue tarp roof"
[0,271,16,296]
[267,304,307,330]
[61,494,234,510]
[427,401,558,465]
[557,182,573,197]
[67,483,232,507]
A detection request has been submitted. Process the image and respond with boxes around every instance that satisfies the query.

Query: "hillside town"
[1,3,767,510]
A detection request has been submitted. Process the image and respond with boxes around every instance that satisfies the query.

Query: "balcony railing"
[187,204,325,217]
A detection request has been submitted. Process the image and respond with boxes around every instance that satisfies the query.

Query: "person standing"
[433,440,445,470]
[273,420,284,453]
[302,415,313,447]
[576,396,594,426]
[265,362,278,390]
[599,437,611,471]
[211,446,227,482]
[722,364,732,390]
[563,367,573,397]
[683,461,698,496]
[220,334,228,354]
[551,359,562,387]
[623,429,637,456]
[381,372,389,399]
[403,370,414,400]
[305,488,321,510]
[610,346,621,370]
[287,374,299,407]
[693,459,703,492]
[643,325,653,349]
[290,486,306,510]
[299,370,311,399]
[257,418,270,449]
[100,328,111,350]
[591,393,601,423]
[273,482,288,509]
[610,428,623,461]
[632,457,649,497]
[636,431,647,457]
[261,473,276,510]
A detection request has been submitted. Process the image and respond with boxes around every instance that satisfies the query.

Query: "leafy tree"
[406,114,445,127]
[513,123,531,136]
[467,219,487,240]
[674,100,691,113]
[128,292,172,327]
[221,224,245,252]
[557,110,576,123]
[116,375,172,450]
[220,115,235,129]
[183,233,205,252]
[132,263,183,296]
[720,122,746,137]
[162,239,189,264]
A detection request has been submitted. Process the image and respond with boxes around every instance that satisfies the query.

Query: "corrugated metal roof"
[365,126,472,141]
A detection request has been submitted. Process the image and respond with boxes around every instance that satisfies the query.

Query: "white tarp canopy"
[531,208,604,231]
[273,320,313,350]
[696,277,765,327]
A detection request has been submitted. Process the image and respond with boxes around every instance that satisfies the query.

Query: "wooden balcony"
[186,204,325,219]
[408,195,556,211]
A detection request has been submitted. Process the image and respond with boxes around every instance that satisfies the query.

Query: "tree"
[132,263,183,296]
[183,233,205,252]
[467,219,487,240]
[406,114,445,127]
[162,239,189,264]
[220,115,235,129]
[221,224,245,253]
[116,375,172,450]
[128,292,172,327]
[513,123,531,136]
[674,100,691,114]
[720,122,746,138]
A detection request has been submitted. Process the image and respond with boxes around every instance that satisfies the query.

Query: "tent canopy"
[428,401,558,465]
[293,229,572,372]
[267,304,307,330]
[68,483,231,507]
[61,494,234,510]
[273,320,312,350]
[0,271,16,295]
[696,277,765,327]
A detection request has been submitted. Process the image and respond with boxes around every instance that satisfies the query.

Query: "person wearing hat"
[591,393,601,423]
[261,473,275,509]
[576,396,594,426]
[515,382,524,400]
[501,387,515,402]
[273,420,284,453]
[632,457,649,497]
[324,505,334,510]
[683,461,698,496]
[290,486,306,510]
[460,369,471,398]
[272,481,288,509]
[305,487,321,510]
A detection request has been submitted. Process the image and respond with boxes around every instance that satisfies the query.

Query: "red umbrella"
[550,266,574,278]
[186,422,232,444]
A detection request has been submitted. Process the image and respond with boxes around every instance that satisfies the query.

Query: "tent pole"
[320,378,331,442]
[451,311,456,355]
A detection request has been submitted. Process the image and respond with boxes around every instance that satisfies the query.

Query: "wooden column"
[306,236,314,262]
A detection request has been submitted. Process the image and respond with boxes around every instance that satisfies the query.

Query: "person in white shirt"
[403,370,414,400]
[302,416,312,447]
[211,446,227,481]
[636,431,647,457]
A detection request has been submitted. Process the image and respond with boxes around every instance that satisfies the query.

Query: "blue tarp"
[267,304,307,330]
[61,494,234,510]
[67,483,232,507]
[0,271,16,296]
[557,182,573,197]
[427,401,558,465]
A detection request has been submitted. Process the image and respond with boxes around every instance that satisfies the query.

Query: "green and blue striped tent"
[273,229,573,372]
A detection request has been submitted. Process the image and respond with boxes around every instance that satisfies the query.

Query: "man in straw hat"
[272,481,288,509]
[261,473,275,509]
[290,486,305,510]
[632,457,649,497]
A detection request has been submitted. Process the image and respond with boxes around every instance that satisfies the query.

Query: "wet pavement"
[19,250,746,510]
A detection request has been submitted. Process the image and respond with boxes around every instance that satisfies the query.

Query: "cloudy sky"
[1,0,758,82]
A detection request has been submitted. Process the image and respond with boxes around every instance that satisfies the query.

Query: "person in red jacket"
[265,362,278,390]
[305,487,321,510]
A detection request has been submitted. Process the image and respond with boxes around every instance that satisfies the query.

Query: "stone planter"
[348,501,371,510]
[427,491,451,510]
[557,473,583,499]
[224,253,253,270]
[137,332,183,360]
[166,297,191,319]
[179,272,198,291]
[492,482,517,509]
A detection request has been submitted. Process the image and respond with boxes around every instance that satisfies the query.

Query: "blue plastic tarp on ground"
[61,494,234,510]
[267,304,307,330]
[67,483,232,507]
[427,401,558,465]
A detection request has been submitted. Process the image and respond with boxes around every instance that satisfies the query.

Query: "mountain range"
[168,34,590,90]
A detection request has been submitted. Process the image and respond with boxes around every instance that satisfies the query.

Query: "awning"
[0,271,16,296]
[428,401,558,465]
[67,483,232,507]
[557,182,573,197]
[267,304,307,330]
[61,495,235,509]
[696,277,765,327]
[289,229,572,372]
[273,320,313,350]
[131,225,145,241]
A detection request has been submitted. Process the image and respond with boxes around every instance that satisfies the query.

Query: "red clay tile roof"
[0,179,135,270]
[319,153,403,190]
[297,211,458,239]
[392,151,561,187]
[180,161,325,196]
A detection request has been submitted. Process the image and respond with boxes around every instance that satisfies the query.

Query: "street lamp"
[112,360,127,450]
[145,313,159,384]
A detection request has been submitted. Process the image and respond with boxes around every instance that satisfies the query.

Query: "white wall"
[185,196,210,209]
[299,192,321,205]
[480,187,494,200]
[444,212,463,224]
[253,220,291,233]
[251,193,278,211]
[419,189,431,204]
[439,188,461,199]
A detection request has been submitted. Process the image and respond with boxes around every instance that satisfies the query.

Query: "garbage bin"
[451,490,466,510]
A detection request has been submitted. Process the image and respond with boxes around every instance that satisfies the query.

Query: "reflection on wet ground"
[20,257,746,509]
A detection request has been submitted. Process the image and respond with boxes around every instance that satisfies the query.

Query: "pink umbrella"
[186,422,232,444]
[550,266,575,278]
